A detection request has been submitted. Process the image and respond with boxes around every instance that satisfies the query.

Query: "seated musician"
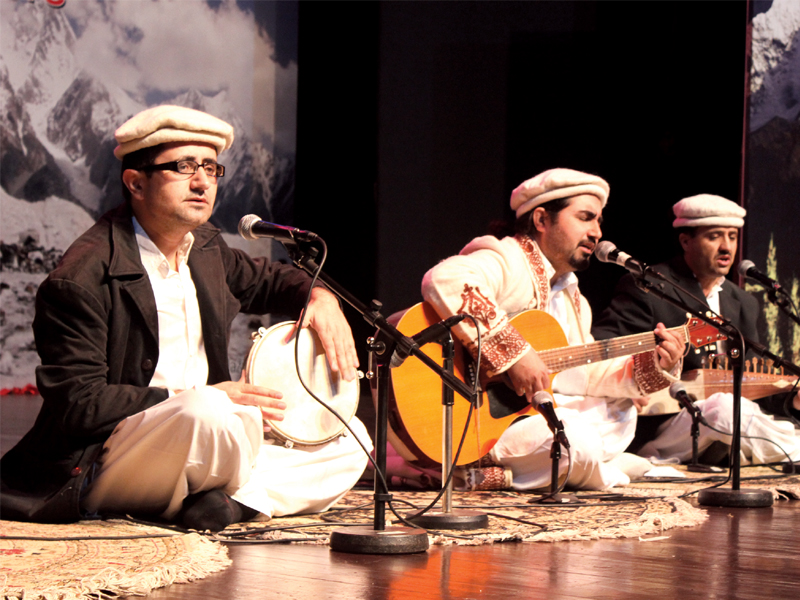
[592,194,800,465]
[411,168,684,491]
[0,105,371,531]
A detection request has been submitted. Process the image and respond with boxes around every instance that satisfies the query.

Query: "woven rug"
[625,466,800,500]
[216,486,708,546]
[0,519,231,600]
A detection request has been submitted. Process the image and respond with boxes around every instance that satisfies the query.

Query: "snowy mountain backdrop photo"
[0,0,298,388]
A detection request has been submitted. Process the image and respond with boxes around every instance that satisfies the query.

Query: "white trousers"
[489,406,632,491]
[638,393,800,465]
[81,387,371,520]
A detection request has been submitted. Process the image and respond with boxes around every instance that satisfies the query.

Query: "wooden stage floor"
[4,395,800,599]
[145,499,800,600]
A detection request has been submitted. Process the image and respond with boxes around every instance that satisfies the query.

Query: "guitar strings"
[536,325,693,369]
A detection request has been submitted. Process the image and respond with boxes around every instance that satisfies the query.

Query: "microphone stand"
[684,400,723,474]
[631,268,800,508]
[406,332,489,530]
[537,422,579,504]
[762,286,800,327]
[279,239,478,553]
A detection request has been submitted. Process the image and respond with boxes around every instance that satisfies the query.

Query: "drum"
[244,321,360,447]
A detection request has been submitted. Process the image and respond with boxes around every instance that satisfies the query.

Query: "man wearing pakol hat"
[593,194,800,465]
[404,168,685,491]
[0,105,371,530]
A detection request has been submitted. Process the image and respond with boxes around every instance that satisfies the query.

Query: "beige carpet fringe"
[426,496,708,546]
[1,531,231,600]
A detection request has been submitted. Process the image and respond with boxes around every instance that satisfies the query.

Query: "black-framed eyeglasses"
[140,160,225,178]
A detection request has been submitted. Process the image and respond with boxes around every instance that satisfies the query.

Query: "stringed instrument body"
[381,302,724,469]
[640,365,798,415]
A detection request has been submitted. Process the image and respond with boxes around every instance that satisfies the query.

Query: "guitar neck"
[538,324,688,373]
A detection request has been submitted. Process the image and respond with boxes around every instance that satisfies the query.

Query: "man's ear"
[122,169,145,200]
[678,232,690,253]
[531,207,549,234]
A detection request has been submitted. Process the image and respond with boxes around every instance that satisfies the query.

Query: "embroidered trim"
[633,351,672,395]
[514,235,550,310]
[457,284,497,331]
[461,466,512,491]
[473,323,529,375]
[572,288,582,324]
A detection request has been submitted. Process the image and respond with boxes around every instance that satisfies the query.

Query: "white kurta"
[420,234,677,490]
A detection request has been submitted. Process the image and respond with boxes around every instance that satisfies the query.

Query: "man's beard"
[569,253,592,272]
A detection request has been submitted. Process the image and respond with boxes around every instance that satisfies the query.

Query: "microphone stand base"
[697,487,773,508]
[781,462,800,474]
[329,525,429,554]
[406,509,489,530]
[686,464,725,474]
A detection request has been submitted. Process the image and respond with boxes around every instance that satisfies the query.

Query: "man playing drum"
[0,106,371,531]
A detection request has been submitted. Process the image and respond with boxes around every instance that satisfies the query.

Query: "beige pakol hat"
[510,168,609,219]
[114,105,234,160]
[672,194,746,228]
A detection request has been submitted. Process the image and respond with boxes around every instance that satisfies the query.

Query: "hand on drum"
[213,373,286,433]
[284,286,359,382]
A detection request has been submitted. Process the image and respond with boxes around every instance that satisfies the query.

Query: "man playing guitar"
[412,168,684,491]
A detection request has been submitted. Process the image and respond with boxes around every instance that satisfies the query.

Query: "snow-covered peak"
[750,0,800,130]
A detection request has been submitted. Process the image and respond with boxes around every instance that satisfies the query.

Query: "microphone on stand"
[738,260,782,291]
[390,314,468,368]
[595,241,648,276]
[238,214,319,243]
[669,382,708,426]
[532,391,570,449]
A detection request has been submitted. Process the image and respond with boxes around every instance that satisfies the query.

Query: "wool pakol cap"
[672,194,746,228]
[510,168,609,218]
[114,105,234,160]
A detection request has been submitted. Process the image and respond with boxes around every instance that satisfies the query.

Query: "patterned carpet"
[624,465,800,501]
[215,467,800,546]
[214,485,709,546]
[4,468,795,598]
[0,519,230,600]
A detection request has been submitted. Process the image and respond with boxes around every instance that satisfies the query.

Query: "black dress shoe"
[178,489,257,532]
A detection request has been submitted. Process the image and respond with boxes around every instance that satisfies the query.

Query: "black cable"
[286,238,395,504]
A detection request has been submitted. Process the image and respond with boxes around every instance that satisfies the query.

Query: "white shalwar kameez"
[82,222,370,520]
[420,234,678,491]
[637,276,800,465]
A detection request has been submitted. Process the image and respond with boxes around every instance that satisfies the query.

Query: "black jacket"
[592,255,761,371]
[1,203,313,522]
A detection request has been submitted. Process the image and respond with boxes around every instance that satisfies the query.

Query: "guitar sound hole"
[485,382,530,419]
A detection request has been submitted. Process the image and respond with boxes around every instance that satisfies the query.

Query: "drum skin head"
[245,321,360,446]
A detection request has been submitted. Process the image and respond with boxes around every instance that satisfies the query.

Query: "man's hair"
[120,144,166,202]
[675,226,697,239]
[515,196,572,237]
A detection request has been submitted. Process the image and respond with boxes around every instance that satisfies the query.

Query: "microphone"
[532,391,570,448]
[669,382,708,425]
[595,241,647,275]
[239,214,319,243]
[390,314,468,368]
[738,260,781,291]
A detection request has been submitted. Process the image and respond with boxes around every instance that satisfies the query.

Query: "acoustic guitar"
[639,367,798,415]
[384,302,725,468]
